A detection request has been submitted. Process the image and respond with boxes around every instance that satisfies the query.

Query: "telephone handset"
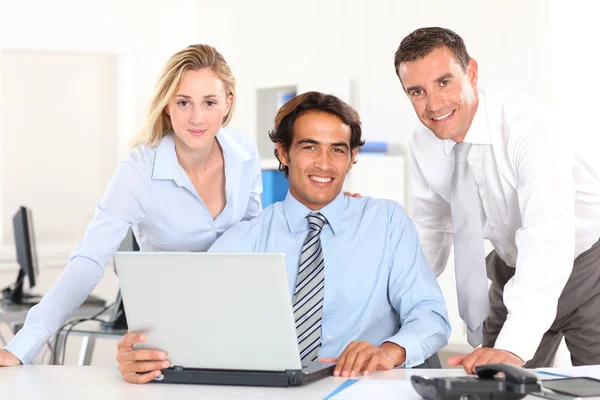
[475,363,539,384]
[410,363,541,400]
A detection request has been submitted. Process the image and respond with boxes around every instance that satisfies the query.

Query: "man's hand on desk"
[0,349,21,367]
[318,341,405,378]
[116,333,170,384]
[447,348,524,374]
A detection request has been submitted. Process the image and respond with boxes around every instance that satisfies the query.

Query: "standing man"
[394,27,600,373]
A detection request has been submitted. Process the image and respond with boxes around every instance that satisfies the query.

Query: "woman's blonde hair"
[132,44,236,148]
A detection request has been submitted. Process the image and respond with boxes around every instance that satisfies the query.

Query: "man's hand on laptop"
[116,333,170,384]
[0,349,22,367]
[318,341,406,378]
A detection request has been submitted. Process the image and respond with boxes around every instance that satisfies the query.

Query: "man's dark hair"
[269,91,365,177]
[394,27,471,79]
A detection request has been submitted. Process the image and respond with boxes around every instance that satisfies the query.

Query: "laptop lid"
[114,252,303,372]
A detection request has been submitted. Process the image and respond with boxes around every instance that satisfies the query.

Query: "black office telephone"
[411,363,541,400]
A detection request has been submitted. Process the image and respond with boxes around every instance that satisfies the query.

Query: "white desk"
[0,365,573,400]
[0,366,451,399]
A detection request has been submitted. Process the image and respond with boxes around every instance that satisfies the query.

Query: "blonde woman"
[0,44,262,366]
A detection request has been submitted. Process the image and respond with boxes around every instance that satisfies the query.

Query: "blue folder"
[261,169,289,207]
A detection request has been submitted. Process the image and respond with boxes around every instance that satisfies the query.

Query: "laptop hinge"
[285,369,302,386]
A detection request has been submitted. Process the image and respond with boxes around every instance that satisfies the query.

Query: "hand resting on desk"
[447,348,524,374]
[0,349,21,367]
[318,341,406,378]
[116,332,170,384]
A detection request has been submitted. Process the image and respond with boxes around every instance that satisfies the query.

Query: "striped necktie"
[293,212,326,364]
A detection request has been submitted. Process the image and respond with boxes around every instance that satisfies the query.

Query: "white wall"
[0,0,200,256]
[551,0,600,171]
[1,51,118,260]
[0,0,201,150]
[197,0,552,148]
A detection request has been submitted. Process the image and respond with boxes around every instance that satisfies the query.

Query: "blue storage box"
[261,169,289,207]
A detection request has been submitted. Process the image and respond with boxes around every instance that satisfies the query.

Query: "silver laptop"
[114,252,334,387]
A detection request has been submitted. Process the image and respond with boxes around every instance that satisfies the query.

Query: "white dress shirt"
[5,130,262,364]
[410,87,600,362]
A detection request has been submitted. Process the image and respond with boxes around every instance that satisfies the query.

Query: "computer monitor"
[1,206,39,305]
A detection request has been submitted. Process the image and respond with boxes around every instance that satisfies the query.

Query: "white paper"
[537,366,600,380]
[329,379,422,400]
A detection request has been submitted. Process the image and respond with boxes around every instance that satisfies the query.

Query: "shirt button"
[326,334,332,340]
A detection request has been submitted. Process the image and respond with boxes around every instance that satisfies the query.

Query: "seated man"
[116,92,451,383]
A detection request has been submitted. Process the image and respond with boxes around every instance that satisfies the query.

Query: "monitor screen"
[13,206,38,289]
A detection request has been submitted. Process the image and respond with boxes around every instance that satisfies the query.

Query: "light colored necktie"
[293,212,326,364]
[450,142,489,347]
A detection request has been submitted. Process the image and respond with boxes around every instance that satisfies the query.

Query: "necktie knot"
[453,142,472,164]
[307,212,326,232]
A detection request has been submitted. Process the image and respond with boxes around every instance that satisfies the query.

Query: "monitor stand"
[0,268,40,306]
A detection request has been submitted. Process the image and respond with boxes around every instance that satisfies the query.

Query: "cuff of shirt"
[5,328,44,365]
[493,317,541,363]
[382,331,424,368]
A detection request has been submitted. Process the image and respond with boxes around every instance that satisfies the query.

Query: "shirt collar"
[216,129,254,167]
[283,190,345,235]
[152,130,253,180]
[152,133,179,180]
[444,88,491,155]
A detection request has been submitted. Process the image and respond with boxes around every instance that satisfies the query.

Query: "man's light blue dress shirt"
[6,131,262,364]
[209,191,451,367]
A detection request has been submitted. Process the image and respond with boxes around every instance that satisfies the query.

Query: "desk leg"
[77,335,96,366]
[53,332,64,365]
